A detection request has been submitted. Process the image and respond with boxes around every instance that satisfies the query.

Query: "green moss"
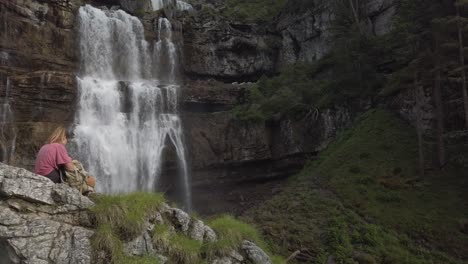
[245,109,468,263]
[91,192,165,239]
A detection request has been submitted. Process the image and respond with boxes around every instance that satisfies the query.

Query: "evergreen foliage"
[233,0,389,121]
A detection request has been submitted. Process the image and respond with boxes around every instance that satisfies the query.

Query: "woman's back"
[34,143,72,176]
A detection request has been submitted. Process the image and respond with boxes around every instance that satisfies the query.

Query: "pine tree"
[392,0,447,170]
[455,0,468,129]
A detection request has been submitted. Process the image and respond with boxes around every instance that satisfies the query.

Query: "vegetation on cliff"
[245,109,468,263]
[91,193,165,264]
[232,0,390,121]
[89,192,285,263]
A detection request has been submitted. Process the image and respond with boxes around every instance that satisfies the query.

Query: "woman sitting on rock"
[34,126,75,183]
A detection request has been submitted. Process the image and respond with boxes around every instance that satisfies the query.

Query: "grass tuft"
[92,224,124,264]
[152,224,202,263]
[203,215,286,263]
[91,192,165,239]
[203,215,264,258]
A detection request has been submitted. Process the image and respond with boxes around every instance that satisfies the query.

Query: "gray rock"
[0,164,94,264]
[228,250,244,262]
[188,219,205,241]
[124,230,156,257]
[212,257,235,264]
[210,251,243,264]
[124,234,148,256]
[167,208,191,233]
[203,225,217,242]
[0,207,24,226]
[0,165,55,205]
[241,240,271,264]
[155,254,169,264]
[52,184,94,209]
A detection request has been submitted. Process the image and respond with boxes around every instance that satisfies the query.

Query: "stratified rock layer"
[0,164,94,264]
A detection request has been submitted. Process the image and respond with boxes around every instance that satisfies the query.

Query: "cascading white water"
[0,78,16,164]
[151,0,193,11]
[74,5,191,210]
[151,0,164,10]
[154,17,178,82]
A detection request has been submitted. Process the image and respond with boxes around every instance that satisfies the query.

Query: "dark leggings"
[45,170,62,183]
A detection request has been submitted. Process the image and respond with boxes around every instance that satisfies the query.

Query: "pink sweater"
[34,143,72,176]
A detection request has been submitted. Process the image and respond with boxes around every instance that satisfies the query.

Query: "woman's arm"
[56,144,75,171]
[64,162,76,171]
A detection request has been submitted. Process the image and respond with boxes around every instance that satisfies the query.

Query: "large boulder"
[0,163,94,264]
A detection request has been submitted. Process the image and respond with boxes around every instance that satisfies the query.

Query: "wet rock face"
[119,0,152,14]
[0,0,81,169]
[181,82,351,173]
[182,12,281,81]
[180,81,352,214]
[276,8,331,66]
[0,0,80,73]
[9,71,77,123]
[275,0,396,67]
[3,71,77,169]
[182,0,396,80]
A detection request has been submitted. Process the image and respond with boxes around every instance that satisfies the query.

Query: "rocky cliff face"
[0,0,394,215]
[0,163,274,264]
[181,0,396,80]
[0,0,82,168]
[177,80,352,214]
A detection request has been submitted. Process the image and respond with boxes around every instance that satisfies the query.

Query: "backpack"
[64,160,95,194]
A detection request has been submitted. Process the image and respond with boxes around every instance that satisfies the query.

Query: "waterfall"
[154,17,178,82]
[151,0,193,11]
[151,0,164,10]
[74,5,191,210]
[0,78,16,164]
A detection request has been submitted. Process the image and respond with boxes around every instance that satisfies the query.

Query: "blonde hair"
[47,126,68,144]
